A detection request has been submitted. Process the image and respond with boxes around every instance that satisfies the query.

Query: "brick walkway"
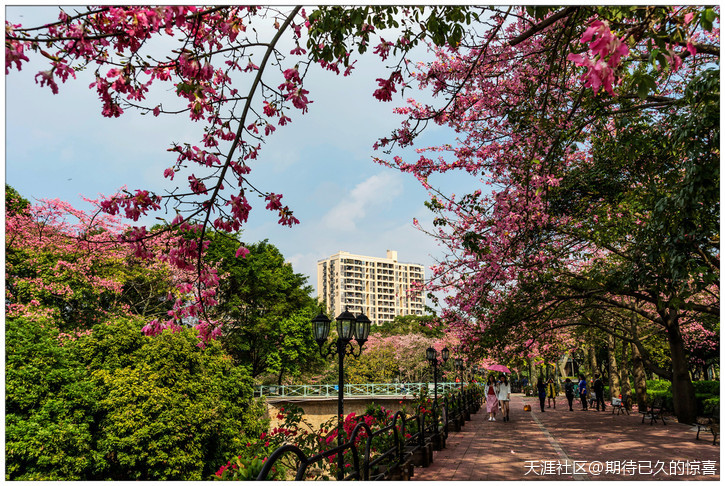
[412,394,719,481]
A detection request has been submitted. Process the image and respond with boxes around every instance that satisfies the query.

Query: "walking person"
[536,377,546,412]
[546,377,557,409]
[593,374,606,411]
[564,378,576,411]
[497,374,511,421]
[485,374,500,421]
[578,374,588,410]
[588,377,597,409]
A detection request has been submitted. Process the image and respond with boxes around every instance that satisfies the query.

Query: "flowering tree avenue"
[374,6,719,423]
[6,5,480,337]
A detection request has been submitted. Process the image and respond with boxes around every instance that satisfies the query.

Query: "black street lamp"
[311,308,371,480]
[472,364,479,382]
[426,346,449,407]
[454,357,464,390]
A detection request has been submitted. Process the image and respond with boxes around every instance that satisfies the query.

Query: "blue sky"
[4,6,479,310]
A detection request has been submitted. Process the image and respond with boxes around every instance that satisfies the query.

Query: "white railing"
[256,382,466,398]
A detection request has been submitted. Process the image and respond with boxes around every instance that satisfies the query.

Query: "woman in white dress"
[497,374,512,422]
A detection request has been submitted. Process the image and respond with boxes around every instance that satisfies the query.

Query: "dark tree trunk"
[631,341,648,410]
[588,345,597,378]
[620,339,632,400]
[664,310,697,424]
[607,333,621,400]
[529,357,537,384]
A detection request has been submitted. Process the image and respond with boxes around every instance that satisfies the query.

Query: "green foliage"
[204,236,323,381]
[692,380,719,396]
[5,184,29,215]
[5,316,267,480]
[646,379,672,392]
[306,6,479,65]
[691,381,720,416]
[116,258,177,320]
[5,317,99,480]
[346,344,399,383]
[85,319,264,480]
[646,389,674,411]
[703,397,719,416]
[645,380,719,416]
[376,314,444,338]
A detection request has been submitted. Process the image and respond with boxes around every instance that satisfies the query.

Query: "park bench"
[695,402,719,445]
[640,396,666,425]
[611,394,630,415]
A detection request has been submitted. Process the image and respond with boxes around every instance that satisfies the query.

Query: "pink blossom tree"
[345,331,459,384]
[5,188,205,337]
[375,6,719,423]
[5,5,480,336]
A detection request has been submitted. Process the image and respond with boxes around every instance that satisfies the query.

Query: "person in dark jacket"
[593,374,606,411]
[536,377,547,412]
[564,378,576,411]
[578,375,588,410]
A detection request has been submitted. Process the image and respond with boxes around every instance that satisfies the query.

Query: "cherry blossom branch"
[193,6,301,319]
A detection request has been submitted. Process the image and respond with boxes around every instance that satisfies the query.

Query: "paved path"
[412,394,719,481]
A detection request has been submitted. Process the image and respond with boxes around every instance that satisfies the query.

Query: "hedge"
[6,317,267,480]
[703,398,719,416]
[644,380,719,415]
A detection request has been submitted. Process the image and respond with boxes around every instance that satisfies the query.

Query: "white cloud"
[321,172,404,231]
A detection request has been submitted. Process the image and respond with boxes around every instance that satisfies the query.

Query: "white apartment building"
[317,250,426,324]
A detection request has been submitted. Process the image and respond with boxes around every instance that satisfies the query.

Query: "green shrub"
[645,389,674,411]
[703,398,719,416]
[6,316,268,480]
[646,379,672,392]
[694,393,718,415]
[692,381,720,396]
[83,318,266,480]
[5,317,100,480]
[645,380,718,415]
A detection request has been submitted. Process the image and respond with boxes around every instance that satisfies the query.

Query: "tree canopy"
[372,6,719,423]
[4,6,483,333]
[5,6,719,424]
[204,236,322,382]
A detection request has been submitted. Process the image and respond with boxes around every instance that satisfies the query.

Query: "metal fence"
[255,385,484,480]
[256,382,467,398]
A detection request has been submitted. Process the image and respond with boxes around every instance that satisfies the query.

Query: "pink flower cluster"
[99,189,161,222]
[567,19,629,95]
[373,70,403,102]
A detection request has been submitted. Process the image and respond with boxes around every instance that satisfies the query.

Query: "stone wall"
[265,396,416,430]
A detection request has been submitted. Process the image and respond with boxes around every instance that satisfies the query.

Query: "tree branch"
[508,7,579,46]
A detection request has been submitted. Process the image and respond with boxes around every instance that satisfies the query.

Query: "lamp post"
[454,357,464,390]
[426,346,449,407]
[472,364,479,382]
[441,346,450,392]
[311,308,371,481]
